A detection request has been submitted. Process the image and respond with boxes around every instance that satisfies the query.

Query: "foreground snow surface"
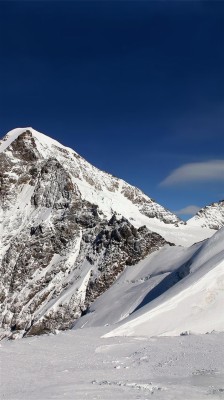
[1,328,224,400]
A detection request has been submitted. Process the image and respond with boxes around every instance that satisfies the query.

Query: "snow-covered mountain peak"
[0,127,31,153]
[187,200,224,230]
[0,127,219,249]
[0,127,78,157]
[0,127,188,239]
[0,126,180,339]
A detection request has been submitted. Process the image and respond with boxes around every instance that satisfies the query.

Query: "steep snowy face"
[104,227,224,338]
[187,200,224,230]
[0,128,172,339]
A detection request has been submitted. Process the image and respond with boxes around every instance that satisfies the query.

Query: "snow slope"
[74,243,201,329]
[104,227,224,338]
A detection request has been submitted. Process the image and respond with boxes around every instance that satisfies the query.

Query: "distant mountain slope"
[103,227,224,338]
[187,200,224,230]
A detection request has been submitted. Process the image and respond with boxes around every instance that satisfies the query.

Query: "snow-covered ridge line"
[0,127,78,155]
[187,199,224,230]
[1,127,219,246]
[1,128,187,238]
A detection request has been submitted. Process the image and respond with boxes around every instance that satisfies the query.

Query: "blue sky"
[0,1,224,219]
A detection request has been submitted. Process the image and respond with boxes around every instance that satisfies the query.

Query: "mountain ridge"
[188,200,224,230]
[1,127,220,243]
[0,127,182,227]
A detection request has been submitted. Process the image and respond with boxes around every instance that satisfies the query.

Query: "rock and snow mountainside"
[0,127,223,339]
[0,128,217,248]
[187,200,224,230]
[0,127,178,339]
[101,227,224,338]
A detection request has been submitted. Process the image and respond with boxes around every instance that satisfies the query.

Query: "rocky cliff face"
[0,128,175,339]
[187,200,224,230]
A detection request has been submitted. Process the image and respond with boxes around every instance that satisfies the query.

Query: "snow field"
[1,327,224,399]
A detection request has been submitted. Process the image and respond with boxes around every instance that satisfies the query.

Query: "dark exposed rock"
[84,217,170,307]
[10,130,40,162]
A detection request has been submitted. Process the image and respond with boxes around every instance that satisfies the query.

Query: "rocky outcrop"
[85,216,171,306]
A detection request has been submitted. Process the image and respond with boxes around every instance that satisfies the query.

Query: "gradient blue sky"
[1,1,224,219]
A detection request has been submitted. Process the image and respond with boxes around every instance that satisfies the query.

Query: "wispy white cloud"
[175,205,201,216]
[160,160,224,186]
